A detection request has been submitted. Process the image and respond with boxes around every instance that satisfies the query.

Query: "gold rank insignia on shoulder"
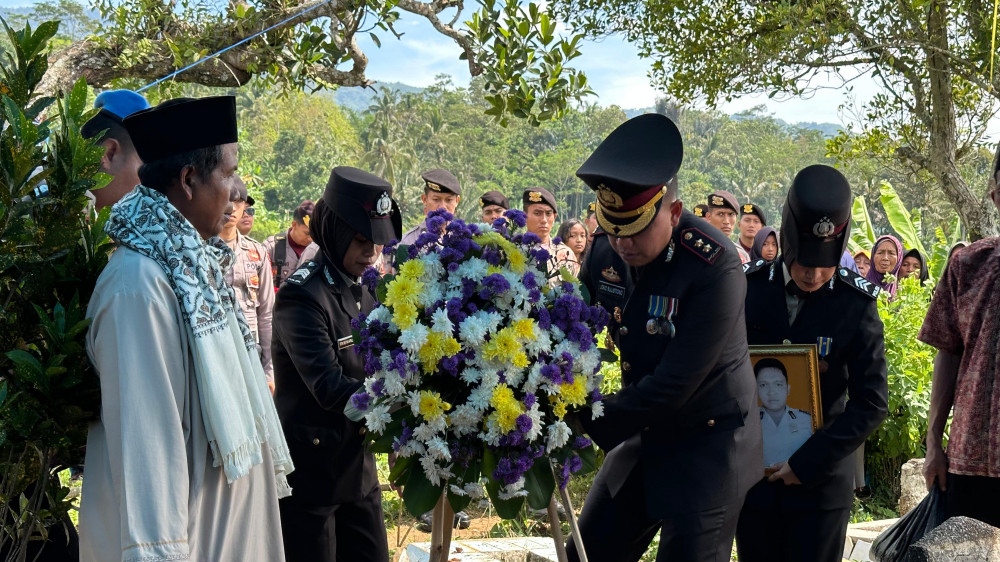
[427,181,442,192]
[678,228,724,264]
[743,204,754,213]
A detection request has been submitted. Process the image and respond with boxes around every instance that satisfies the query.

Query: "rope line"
[138,0,335,92]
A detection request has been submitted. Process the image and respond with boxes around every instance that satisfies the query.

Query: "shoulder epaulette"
[678,227,725,265]
[286,260,319,286]
[245,234,263,245]
[836,267,881,300]
[743,259,768,275]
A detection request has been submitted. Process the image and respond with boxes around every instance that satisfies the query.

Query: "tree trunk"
[922,0,999,241]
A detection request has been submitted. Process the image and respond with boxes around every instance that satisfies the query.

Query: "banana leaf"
[850,195,876,253]
[879,182,926,255]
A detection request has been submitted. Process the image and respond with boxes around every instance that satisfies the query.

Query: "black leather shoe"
[416,510,472,531]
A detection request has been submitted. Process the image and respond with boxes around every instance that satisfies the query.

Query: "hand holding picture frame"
[749,345,823,470]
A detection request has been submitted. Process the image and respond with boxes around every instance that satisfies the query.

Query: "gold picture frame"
[749,344,824,468]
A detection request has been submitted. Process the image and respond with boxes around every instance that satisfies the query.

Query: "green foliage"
[864,276,938,511]
[0,18,108,559]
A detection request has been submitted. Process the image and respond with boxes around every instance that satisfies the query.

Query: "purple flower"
[350,392,371,411]
[426,215,447,234]
[559,454,584,489]
[523,393,537,408]
[392,420,413,452]
[371,379,386,397]
[428,208,455,223]
[361,266,380,293]
[504,209,527,228]
[573,436,592,449]
[447,261,460,272]
[552,236,563,245]
[479,273,511,300]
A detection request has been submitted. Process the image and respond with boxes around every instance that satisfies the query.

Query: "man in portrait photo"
[755,358,813,470]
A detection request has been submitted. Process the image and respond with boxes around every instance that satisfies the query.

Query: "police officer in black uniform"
[579,227,627,347]
[736,165,889,562]
[568,113,763,562]
[272,166,401,562]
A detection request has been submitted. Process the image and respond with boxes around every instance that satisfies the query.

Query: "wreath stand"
[426,463,589,562]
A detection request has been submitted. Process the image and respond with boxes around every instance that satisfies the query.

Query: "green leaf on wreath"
[367,415,405,453]
[388,454,413,485]
[396,245,410,267]
[447,486,472,513]
[577,445,598,475]
[485,478,525,519]
[524,458,555,510]
[403,464,442,517]
[447,455,482,513]
[599,346,618,363]
[579,282,592,305]
[376,274,394,303]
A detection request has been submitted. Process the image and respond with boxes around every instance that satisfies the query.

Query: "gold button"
[359,428,367,436]
[619,326,629,336]
[312,438,320,445]
[706,419,715,428]
[622,361,631,372]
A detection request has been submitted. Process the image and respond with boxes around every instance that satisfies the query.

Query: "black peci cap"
[422,168,462,196]
[522,187,558,213]
[480,190,509,210]
[781,165,852,268]
[323,167,402,245]
[576,113,683,237]
[124,96,238,163]
[741,203,767,225]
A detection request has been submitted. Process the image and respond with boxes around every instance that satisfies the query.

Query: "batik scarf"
[106,185,293,497]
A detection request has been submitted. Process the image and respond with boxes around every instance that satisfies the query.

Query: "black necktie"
[785,280,813,299]
[350,284,362,309]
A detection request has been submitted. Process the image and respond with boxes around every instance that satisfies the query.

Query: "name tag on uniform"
[598,281,625,298]
[337,336,354,350]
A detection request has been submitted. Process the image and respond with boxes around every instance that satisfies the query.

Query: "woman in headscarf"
[853,250,871,277]
[899,248,929,285]
[866,235,903,298]
[749,226,779,263]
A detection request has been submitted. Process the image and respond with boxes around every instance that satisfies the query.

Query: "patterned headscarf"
[866,234,904,297]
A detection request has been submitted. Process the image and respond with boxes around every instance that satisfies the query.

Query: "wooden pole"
[554,463,589,562]
[428,490,455,562]
[548,496,569,562]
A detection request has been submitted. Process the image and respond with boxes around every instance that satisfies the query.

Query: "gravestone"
[905,516,1000,561]
[899,458,928,516]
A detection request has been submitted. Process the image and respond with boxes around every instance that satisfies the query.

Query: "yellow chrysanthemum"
[384,275,423,308]
[559,376,589,407]
[418,390,451,421]
[392,302,418,330]
[513,318,535,340]
[490,384,524,433]
[472,232,528,274]
[511,352,529,369]
[417,331,461,374]
[398,259,425,280]
[551,400,568,420]
[482,327,520,362]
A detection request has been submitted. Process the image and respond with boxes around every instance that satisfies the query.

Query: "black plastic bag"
[871,484,947,562]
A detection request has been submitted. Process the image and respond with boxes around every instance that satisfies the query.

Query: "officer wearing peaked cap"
[399,168,462,246]
[568,113,762,562]
[737,165,888,562]
[272,166,400,562]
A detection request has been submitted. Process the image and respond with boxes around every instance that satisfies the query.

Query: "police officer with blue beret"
[81,90,151,209]
[272,166,401,561]
[737,165,888,562]
[568,114,763,562]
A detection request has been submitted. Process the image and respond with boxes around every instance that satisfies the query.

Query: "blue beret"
[94,90,150,121]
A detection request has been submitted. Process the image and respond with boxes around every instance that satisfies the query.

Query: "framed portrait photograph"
[749,345,823,468]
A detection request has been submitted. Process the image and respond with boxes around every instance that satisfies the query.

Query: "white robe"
[81,248,286,562]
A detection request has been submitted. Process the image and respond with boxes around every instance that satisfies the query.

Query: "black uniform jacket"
[272,256,379,506]
[743,257,888,511]
[582,211,763,518]
[579,230,627,343]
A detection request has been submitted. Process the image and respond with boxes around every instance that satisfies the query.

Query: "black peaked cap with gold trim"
[324,166,402,245]
[781,164,852,268]
[576,113,683,237]
[421,168,461,195]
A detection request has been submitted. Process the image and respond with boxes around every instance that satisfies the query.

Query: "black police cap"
[124,96,237,163]
[523,187,558,213]
[480,190,509,210]
[740,203,767,225]
[576,113,683,237]
[323,167,402,245]
[422,168,461,196]
[781,165,852,268]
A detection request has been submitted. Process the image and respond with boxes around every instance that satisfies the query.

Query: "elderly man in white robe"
[80,96,294,562]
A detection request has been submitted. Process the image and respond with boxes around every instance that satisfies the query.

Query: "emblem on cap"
[375,191,392,216]
[813,216,836,238]
[711,195,724,206]
[528,191,543,203]
[743,204,754,213]
[596,185,624,210]
[426,181,442,192]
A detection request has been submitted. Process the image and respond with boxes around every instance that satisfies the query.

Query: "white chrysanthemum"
[454,258,489,283]
[590,401,605,419]
[398,439,425,458]
[480,311,504,334]
[503,367,525,388]
[448,404,482,435]
[425,437,452,462]
[468,384,493,411]
[381,372,408,397]
[399,323,430,353]
[525,330,552,357]
[458,316,488,346]
[464,482,486,499]
[366,305,392,326]
[459,366,483,386]
[498,478,528,500]
[449,484,468,497]
[479,370,500,389]
[421,254,445,281]
[364,404,392,434]
[525,404,544,442]
[523,363,544,394]
[431,308,453,334]
[577,347,601,377]
[546,420,572,453]
[420,454,454,486]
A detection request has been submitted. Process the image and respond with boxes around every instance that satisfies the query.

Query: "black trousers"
[735,504,850,562]
[566,456,742,562]
[946,473,1000,528]
[279,485,389,562]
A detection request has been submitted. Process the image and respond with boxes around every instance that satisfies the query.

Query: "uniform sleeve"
[918,258,963,354]
[88,289,191,561]
[787,298,889,487]
[255,247,275,383]
[273,287,362,410]
[583,258,747,449]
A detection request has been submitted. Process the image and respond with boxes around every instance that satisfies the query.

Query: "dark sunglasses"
[244,207,256,216]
